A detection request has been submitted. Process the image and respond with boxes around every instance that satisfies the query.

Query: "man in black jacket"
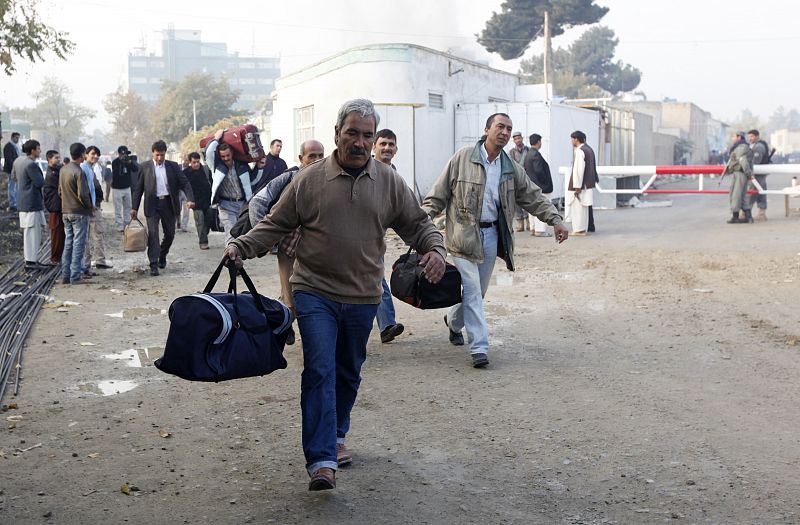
[524,134,554,237]
[16,139,48,269]
[3,131,21,211]
[182,152,212,250]
[131,140,195,276]
[263,139,288,185]
[111,145,139,232]
[42,150,65,264]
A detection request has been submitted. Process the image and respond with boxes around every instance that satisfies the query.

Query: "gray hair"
[335,98,380,132]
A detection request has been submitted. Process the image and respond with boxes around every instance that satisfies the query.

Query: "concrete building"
[270,43,522,194]
[127,28,280,111]
[611,100,716,165]
[770,128,800,155]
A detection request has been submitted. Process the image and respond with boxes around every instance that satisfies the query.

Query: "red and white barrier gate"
[557,164,800,196]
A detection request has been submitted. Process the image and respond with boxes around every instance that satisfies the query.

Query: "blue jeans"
[6,173,16,209]
[62,214,90,283]
[448,225,498,355]
[293,290,378,475]
[375,277,397,332]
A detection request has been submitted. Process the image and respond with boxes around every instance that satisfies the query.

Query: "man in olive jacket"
[422,113,569,368]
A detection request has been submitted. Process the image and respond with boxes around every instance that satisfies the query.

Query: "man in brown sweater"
[225,99,446,491]
[58,143,94,285]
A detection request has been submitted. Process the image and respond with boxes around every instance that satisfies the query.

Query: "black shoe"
[726,212,741,224]
[25,261,49,270]
[158,259,167,269]
[444,315,464,346]
[380,323,404,343]
[150,265,159,276]
[95,262,114,269]
[285,330,295,346]
[471,353,489,368]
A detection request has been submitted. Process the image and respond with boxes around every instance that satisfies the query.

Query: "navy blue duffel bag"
[155,260,294,382]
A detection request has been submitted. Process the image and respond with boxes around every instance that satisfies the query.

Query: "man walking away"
[110,145,138,232]
[508,130,530,232]
[81,146,112,269]
[566,131,597,236]
[747,129,769,221]
[206,129,254,241]
[131,140,195,276]
[225,99,446,491]
[372,128,405,344]
[524,133,554,237]
[15,140,48,269]
[43,150,65,264]
[59,143,93,285]
[725,131,754,224]
[183,152,213,250]
[3,132,21,211]
[423,113,568,369]
[263,139,288,186]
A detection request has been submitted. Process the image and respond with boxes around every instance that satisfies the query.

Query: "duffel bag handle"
[203,259,269,317]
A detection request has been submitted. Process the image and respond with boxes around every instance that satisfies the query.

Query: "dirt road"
[1,179,799,524]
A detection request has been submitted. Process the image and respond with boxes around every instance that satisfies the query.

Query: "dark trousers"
[588,206,596,232]
[146,198,176,266]
[48,212,65,263]
[192,208,211,245]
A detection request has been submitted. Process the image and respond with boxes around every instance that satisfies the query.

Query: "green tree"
[478,0,608,60]
[21,77,93,151]
[103,87,152,157]
[673,138,693,164]
[150,72,241,144]
[728,108,762,135]
[520,26,640,97]
[0,0,74,75]
[767,106,800,132]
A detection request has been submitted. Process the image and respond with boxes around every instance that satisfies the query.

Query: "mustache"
[347,146,367,156]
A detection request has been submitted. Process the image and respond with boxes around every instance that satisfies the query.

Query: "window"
[428,92,444,110]
[149,78,162,84]
[130,77,147,84]
[294,105,314,153]
[238,78,255,85]
[257,78,273,85]
[239,61,256,69]
[129,60,147,68]
[150,61,165,68]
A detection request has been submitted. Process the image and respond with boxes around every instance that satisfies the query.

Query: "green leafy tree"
[520,26,640,97]
[767,106,800,131]
[0,0,74,75]
[150,72,241,144]
[21,77,93,151]
[478,0,608,60]
[103,87,152,157]
[673,138,693,164]
[728,108,762,135]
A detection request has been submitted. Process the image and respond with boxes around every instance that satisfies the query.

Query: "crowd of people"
[4,97,607,492]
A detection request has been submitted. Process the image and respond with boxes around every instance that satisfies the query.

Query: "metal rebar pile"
[0,243,60,403]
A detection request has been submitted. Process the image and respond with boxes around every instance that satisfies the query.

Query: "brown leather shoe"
[308,467,336,491]
[337,443,352,467]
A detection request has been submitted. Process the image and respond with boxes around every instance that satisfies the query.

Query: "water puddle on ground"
[105,308,166,319]
[78,380,138,396]
[102,347,164,368]
[493,273,515,287]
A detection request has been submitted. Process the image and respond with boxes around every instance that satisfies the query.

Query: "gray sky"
[2,0,797,131]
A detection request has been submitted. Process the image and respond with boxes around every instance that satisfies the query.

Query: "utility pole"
[192,99,197,132]
[543,10,552,101]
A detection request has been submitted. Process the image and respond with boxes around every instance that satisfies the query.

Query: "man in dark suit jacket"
[131,140,195,276]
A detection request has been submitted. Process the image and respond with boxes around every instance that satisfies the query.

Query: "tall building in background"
[127,28,279,112]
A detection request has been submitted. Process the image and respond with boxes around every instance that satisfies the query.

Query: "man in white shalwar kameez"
[565,130,597,236]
